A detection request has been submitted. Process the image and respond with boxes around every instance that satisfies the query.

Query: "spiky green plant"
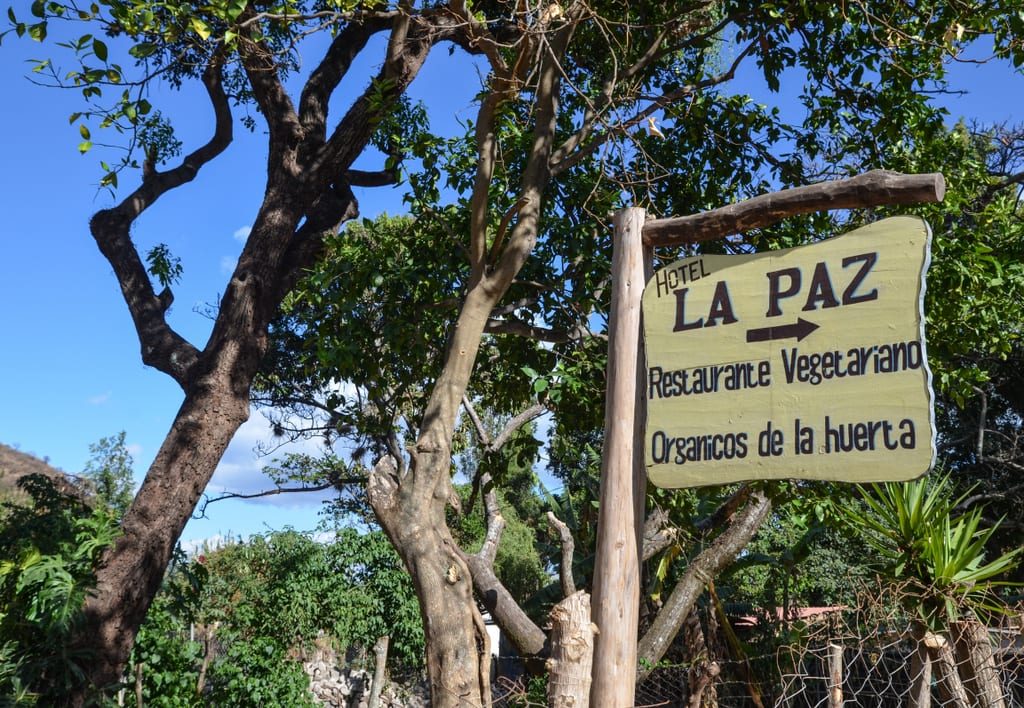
[838,473,1020,628]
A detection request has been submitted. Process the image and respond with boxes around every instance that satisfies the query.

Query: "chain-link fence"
[165,582,1021,706]
[632,581,1024,708]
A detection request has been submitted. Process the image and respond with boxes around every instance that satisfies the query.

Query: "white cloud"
[88,391,112,405]
[220,225,251,274]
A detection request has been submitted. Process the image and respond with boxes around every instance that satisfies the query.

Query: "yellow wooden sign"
[642,216,936,488]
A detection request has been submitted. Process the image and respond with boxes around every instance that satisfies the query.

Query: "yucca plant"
[838,472,1020,629]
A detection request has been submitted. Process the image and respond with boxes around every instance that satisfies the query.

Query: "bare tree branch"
[486,15,575,291]
[971,385,989,460]
[548,511,577,598]
[695,484,753,535]
[89,55,233,387]
[643,170,946,246]
[314,12,468,185]
[460,396,546,510]
[299,18,390,141]
[548,5,717,167]
[637,489,773,679]
[455,398,552,656]
[490,402,546,452]
[484,318,597,344]
[477,472,505,565]
[548,13,762,177]
[642,506,678,562]
[237,11,303,146]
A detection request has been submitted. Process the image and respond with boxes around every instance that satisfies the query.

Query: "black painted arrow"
[746,318,820,343]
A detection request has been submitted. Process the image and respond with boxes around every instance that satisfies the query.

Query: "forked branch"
[89,54,233,387]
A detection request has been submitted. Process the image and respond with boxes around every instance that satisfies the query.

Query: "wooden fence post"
[828,643,844,708]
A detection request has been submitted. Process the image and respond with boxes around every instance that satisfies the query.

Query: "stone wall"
[303,644,429,708]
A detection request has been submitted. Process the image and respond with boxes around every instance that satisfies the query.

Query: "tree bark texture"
[368,457,492,707]
[591,207,651,707]
[365,8,575,704]
[71,12,457,700]
[908,629,933,708]
[927,632,970,708]
[547,591,596,708]
[368,635,390,708]
[682,606,716,708]
[827,643,844,708]
[952,619,1007,708]
[642,170,946,246]
[464,552,548,658]
[80,366,253,692]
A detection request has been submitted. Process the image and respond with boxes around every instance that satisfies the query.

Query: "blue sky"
[1,23,1022,550]
[0,26,484,548]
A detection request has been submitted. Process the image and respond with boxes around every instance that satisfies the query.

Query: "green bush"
[0,474,120,704]
[126,591,205,707]
[205,635,316,707]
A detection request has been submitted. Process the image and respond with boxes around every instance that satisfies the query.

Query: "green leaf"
[129,42,157,59]
[27,21,46,41]
[226,0,247,21]
[79,123,90,140]
[190,17,211,40]
[78,141,92,154]
[92,38,107,62]
[146,243,184,288]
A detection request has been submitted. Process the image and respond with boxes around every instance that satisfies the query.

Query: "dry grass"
[0,442,78,503]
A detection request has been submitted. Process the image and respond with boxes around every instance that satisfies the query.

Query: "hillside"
[0,442,80,501]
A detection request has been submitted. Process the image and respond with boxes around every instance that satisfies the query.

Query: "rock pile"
[302,644,429,708]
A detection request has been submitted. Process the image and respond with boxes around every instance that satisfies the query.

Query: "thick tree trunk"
[77,381,251,696]
[369,457,491,707]
[547,590,595,708]
[59,10,459,704]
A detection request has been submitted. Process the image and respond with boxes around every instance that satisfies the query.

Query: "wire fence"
[168,583,1024,707]
[632,581,1024,708]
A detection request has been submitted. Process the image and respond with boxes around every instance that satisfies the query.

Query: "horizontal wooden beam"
[642,170,945,247]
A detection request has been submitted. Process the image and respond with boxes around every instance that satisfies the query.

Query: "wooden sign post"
[590,208,651,706]
[590,170,945,707]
